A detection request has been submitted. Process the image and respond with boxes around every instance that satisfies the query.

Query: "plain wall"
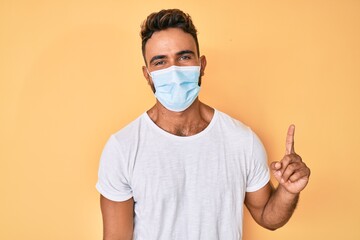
[1,0,359,239]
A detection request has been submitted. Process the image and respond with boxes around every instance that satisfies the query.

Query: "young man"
[96,9,310,240]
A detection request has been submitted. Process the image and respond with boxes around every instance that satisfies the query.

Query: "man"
[96,9,310,240]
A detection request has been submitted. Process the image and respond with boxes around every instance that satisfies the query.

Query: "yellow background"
[1,0,359,239]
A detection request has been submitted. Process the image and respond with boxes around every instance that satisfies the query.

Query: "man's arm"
[100,195,134,240]
[245,125,310,230]
[245,182,299,230]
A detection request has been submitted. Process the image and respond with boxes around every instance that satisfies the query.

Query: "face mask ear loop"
[146,68,152,79]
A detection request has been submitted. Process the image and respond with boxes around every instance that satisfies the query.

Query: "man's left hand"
[270,125,311,194]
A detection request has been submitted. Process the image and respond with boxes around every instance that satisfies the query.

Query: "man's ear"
[142,66,156,93]
[142,66,151,84]
[198,56,207,87]
[199,55,207,77]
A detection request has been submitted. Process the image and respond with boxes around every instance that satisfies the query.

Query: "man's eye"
[180,55,191,60]
[154,60,165,66]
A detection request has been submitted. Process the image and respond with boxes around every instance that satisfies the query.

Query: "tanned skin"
[100,28,310,239]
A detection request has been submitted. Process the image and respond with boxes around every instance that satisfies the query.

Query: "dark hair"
[140,9,200,63]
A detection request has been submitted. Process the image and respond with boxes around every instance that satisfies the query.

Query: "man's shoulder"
[111,113,148,143]
[215,109,252,134]
[214,109,264,152]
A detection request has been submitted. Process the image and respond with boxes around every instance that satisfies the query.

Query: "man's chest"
[130,145,248,204]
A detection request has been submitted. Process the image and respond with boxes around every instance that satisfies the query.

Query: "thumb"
[270,161,282,181]
[270,161,282,171]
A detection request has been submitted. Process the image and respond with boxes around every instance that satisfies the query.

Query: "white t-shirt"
[96,109,270,240]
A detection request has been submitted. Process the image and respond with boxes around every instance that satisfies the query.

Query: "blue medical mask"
[148,65,201,112]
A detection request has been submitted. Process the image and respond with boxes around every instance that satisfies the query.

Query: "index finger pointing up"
[285,124,295,155]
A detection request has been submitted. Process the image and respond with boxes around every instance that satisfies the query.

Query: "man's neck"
[147,100,214,136]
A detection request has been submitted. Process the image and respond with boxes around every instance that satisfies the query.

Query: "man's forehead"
[145,28,197,58]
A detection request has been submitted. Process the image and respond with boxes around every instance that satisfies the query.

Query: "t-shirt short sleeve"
[246,132,270,192]
[96,135,133,201]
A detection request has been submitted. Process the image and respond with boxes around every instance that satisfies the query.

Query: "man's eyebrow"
[149,55,167,65]
[149,50,195,65]
[176,50,195,56]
